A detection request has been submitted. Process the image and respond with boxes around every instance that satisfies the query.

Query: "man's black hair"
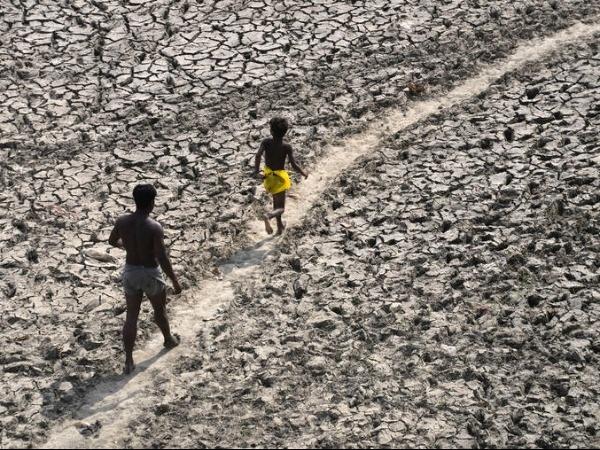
[270,117,289,139]
[133,184,157,209]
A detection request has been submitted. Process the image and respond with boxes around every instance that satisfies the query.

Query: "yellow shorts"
[263,167,291,195]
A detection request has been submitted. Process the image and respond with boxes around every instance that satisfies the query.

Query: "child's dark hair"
[133,184,157,209]
[270,117,289,139]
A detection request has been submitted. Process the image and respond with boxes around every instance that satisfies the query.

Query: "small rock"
[289,258,302,272]
[308,312,337,331]
[378,429,394,445]
[550,381,570,397]
[450,278,464,290]
[306,356,327,375]
[293,279,306,299]
[507,254,526,267]
[84,249,117,263]
[441,220,452,232]
[155,404,170,416]
[26,248,39,263]
[83,297,102,313]
[11,218,28,233]
[565,349,585,364]
[526,87,540,99]
[58,382,73,393]
[44,346,60,361]
[4,281,17,298]
[527,294,543,307]
[77,420,102,437]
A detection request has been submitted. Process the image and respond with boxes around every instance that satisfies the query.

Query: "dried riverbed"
[123,38,600,448]
[1,0,599,448]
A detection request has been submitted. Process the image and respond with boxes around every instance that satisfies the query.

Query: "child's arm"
[254,141,265,179]
[288,145,308,179]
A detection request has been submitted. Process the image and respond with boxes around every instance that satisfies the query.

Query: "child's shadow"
[219,235,277,276]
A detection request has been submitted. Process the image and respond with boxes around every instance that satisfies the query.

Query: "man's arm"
[108,219,122,248]
[254,141,265,179]
[153,224,182,294]
[288,145,308,179]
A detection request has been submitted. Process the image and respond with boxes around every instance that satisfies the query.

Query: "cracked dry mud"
[0,0,599,448]
[121,41,600,448]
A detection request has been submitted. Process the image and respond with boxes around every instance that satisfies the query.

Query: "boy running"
[254,117,308,235]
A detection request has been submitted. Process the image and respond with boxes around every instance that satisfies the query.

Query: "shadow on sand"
[75,347,173,420]
[219,235,276,276]
[41,346,173,425]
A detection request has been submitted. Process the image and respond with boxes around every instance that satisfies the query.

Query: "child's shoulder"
[261,137,291,151]
[261,137,273,147]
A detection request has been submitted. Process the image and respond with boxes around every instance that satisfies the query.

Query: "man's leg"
[123,291,142,374]
[147,289,179,349]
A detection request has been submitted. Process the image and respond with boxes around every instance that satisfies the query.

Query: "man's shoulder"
[147,218,164,232]
[261,137,273,146]
[116,213,132,225]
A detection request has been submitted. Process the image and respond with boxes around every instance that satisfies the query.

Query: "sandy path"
[41,19,600,449]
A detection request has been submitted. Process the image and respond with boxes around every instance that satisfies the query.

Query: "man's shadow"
[71,347,172,420]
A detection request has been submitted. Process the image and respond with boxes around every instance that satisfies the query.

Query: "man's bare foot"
[124,360,136,375]
[164,334,180,350]
[263,215,274,235]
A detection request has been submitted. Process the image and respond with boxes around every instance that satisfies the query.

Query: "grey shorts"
[122,265,166,297]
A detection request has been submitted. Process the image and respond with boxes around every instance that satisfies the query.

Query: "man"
[109,184,181,374]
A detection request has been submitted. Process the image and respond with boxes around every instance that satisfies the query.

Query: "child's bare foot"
[124,359,136,375]
[263,215,274,235]
[164,334,180,350]
[276,222,286,236]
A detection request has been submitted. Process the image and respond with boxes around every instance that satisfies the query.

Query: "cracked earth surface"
[0,0,599,448]
[122,39,600,448]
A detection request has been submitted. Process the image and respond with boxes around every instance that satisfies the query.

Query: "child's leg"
[263,192,286,235]
[272,192,286,235]
[263,193,277,235]
[263,211,274,235]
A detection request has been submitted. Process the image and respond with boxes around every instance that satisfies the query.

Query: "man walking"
[109,184,181,374]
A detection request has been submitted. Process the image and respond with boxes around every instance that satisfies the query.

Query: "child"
[254,117,308,235]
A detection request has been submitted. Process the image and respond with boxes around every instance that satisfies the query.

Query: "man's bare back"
[114,213,162,268]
